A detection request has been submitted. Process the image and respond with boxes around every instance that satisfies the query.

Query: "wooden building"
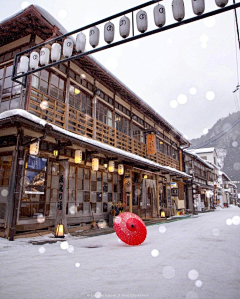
[0,5,191,240]
[183,149,215,213]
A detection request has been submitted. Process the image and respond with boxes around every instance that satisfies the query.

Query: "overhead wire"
[190,115,240,149]
[232,0,240,111]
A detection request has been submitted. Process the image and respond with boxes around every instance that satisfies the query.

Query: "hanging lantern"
[215,0,228,7]
[63,38,73,58]
[92,158,99,171]
[104,163,108,170]
[172,0,185,22]
[89,26,100,48]
[51,43,61,62]
[136,10,148,33]
[119,15,130,38]
[18,56,29,73]
[191,0,205,15]
[124,176,132,193]
[104,21,115,44]
[55,223,64,238]
[76,32,86,53]
[40,47,50,66]
[75,150,82,164]
[153,4,166,28]
[118,164,124,175]
[144,175,148,179]
[29,51,39,70]
[29,141,39,156]
[53,150,58,157]
[108,161,115,172]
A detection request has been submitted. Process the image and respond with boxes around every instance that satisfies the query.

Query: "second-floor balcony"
[29,87,180,170]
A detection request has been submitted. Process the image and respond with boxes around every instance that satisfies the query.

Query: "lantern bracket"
[54,140,72,161]
[11,2,240,86]
[21,132,47,148]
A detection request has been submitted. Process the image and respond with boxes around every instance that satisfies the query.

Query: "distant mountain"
[190,111,240,191]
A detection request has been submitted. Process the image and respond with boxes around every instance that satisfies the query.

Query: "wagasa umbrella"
[114,212,147,246]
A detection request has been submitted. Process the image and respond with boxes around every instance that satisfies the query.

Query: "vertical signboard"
[146,134,156,155]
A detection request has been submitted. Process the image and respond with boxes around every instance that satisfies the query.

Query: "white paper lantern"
[192,0,205,15]
[89,26,100,48]
[75,150,82,164]
[104,21,115,44]
[63,38,73,58]
[76,32,86,53]
[29,141,39,155]
[18,56,29,73]
[136,10,148,33]
[215,0,228,7]
[172,0,185,22]
[92,158,99,171]
[108,161,115,172]
[118,164,124,175]
[40,47,50,66]
[51,43,61,62]
[29,52,39,69]
[119,16,130,38]
[153,4,166,28]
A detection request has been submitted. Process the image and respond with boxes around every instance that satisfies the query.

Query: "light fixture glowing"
[53,150,58,157]
[144,174,148,179]
[75,150,82,164]
[108,161,115,172]
[160,210,166,218]
[92,158,99,171]
[55,223,64,238]
[74,88,80,95]
[118,164,124,175]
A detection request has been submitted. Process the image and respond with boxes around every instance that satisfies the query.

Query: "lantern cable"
[232,0,240,112]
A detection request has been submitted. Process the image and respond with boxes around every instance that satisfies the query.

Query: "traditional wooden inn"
[183,149,215,213]
[0,5,192,240]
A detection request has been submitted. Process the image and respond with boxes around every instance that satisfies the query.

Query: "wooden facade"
[0,5,191,239]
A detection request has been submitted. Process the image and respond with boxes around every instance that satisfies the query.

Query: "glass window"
[115,113,130,136]
[96,100,112,127]
[20,156,47,219]
[132,123,144,142]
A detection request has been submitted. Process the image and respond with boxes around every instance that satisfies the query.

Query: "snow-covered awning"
[0,109,191,179]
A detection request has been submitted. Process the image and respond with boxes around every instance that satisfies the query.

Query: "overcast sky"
[1,0,240,140]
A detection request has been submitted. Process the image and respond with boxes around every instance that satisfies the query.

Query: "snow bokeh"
[0,206,239,299]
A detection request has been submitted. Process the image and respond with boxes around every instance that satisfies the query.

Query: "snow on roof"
[0,109,191,179]
[184,149,214,169]
[189,147,216,154]
[0,5,69,36]
[0,4,188,145]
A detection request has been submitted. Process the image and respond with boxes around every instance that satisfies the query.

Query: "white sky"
[1,0,240,140]
[0,206,239,299]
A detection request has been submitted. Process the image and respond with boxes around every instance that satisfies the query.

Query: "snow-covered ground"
[0,206,240,299]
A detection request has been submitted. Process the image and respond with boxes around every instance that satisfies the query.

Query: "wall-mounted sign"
[171,188,179,196]
[146,134,156,155]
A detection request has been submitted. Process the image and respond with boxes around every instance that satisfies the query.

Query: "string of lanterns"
[18,0,228,73]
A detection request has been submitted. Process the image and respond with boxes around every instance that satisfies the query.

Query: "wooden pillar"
[8,128,25,241]
[55,160,69,234]
[129,169,133,213]
[92,95,97,140]
[156,175,160,217]
[64,62,71,130]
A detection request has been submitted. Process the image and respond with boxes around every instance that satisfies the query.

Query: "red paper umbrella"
[114,212,147,246]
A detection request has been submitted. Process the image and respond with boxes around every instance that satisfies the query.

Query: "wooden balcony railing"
[28,87,180,170]
[29,88,65,128]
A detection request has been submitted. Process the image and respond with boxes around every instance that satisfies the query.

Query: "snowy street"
[0,206,240,299]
